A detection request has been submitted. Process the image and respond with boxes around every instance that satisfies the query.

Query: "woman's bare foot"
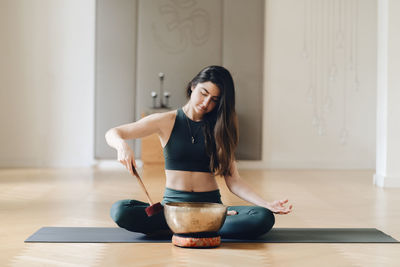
[227,210,238,216]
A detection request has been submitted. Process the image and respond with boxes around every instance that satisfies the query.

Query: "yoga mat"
[25,227,399,243]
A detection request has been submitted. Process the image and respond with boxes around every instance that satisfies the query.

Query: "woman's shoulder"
[150,109,178,119]
[149,109,179,137]
[146,109,178,126]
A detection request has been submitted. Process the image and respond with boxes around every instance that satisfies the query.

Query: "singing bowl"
[164,202,228,234]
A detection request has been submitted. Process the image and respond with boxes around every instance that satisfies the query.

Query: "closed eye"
[201,88,220,102]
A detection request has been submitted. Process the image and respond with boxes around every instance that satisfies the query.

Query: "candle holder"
[150,72,170,109]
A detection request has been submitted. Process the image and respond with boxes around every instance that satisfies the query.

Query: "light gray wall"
[0,0,379,169]
[262,0,376,168]
[136,0,223,116]
[95,0,264,160]
[95,0,137,159]
[0,0,95,167]
[223,0,264,160]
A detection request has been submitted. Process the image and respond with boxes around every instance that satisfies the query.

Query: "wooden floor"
[1,165,399,267]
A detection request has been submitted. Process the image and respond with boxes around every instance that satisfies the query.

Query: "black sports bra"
[163,108,211,172]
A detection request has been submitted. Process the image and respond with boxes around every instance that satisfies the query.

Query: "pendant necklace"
[184,107,202,144]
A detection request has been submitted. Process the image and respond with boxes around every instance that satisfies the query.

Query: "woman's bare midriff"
[165,170,219,192]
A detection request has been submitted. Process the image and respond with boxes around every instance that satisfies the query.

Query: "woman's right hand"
[117,142,136,176]
[266,199,293,215]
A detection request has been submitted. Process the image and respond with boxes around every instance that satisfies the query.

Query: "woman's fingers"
[274,204,293,215]
[119,159,127,170]
[118,159,125,165]
[127,160,133,175]
[283,204,293,213]
[280,199,288,204]
[118,158,137,176]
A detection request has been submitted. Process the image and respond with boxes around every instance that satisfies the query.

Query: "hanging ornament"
[302,49,309,60]
[303,0,360,143]
[339,128,349,145]
[318,118,326,136]
[354,76,360,91]
[306,85,314,103]
[312,116,319,127]
[324,96,333,112]
[329,64,338,81]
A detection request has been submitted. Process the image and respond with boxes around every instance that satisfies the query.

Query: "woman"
[105,65,292,238]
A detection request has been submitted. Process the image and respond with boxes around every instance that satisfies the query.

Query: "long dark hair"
[186,65,239,177]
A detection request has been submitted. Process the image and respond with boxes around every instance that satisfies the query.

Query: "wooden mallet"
[131,163,163,216]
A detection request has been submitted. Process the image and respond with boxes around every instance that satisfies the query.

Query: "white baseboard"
[236,160,269,169]
[236,160,374,170]
[0,158,95,168]
[373,173,400,187]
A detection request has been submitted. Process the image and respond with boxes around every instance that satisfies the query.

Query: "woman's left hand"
[267,199,293,215]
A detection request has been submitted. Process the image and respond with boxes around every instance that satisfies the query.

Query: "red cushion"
[172,235,221,248]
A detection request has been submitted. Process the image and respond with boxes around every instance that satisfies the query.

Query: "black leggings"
[110,188,275,238]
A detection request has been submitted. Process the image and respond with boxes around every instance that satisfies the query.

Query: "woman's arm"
[105,112,172,175]
[105,113,166,147]
[224,161,293,214]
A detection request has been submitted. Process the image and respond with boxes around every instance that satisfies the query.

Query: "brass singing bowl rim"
[164,202,227,209]
[164,202,228,234]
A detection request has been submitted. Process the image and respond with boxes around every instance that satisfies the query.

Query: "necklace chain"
[183,107,202,144]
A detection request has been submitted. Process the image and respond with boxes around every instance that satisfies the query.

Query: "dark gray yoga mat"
[25,227,398,243]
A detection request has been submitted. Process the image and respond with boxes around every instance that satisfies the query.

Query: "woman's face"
[190,81,221,115]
